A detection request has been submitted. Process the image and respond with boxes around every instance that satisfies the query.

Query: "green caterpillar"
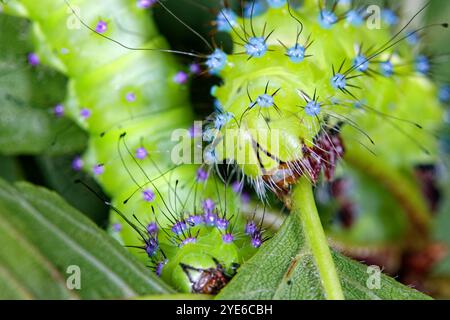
[2,0,262,294]
[3,0,447,297]
[208,0,444,198]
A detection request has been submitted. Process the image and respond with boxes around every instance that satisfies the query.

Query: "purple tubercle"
[232,181,243,193]
[143,189,156,202]
[146,222,158,235]
[156,259,167,277]
[186,215,203,227]
[93,164,104,176]
[27,53,40,66]
[245,221,257,236]
[126,92,136,102]
[196,168,209,182]
[216,218,229,230]
[189,124,202,138]
[112,223,122,232]
[189,63,201,75]
[171,221,187,235]
[180,237,197,247]
[251,235,263,248]
[202,199,215,214]
[137,0,157,8]
[204,212,218,227]
[53,104,64,118]
[71,156,84,171]
[145,238,159,257]
[222,233,234,243]
[173,71,189,84]
[241,192,251,204]
[80,108,91,119]
[135,147,148,160]
[95,20,108,34]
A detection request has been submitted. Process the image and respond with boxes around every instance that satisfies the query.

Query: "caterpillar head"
[204,1,444,197]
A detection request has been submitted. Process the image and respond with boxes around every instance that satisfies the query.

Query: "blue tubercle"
[331,74,347,90]
[287,45,306,63]
[256,94,275,108]
[406,31,420,45]
[214,99,223,112]
[243,0,267,17]
[216,8,237,32]
[267,0,287,8]
[210,85,218,97]
[346,9,365,26]
[305,101,321,117]
[245,37,268,58]
[353,99,367,109]
[415,55,430,75]
[380,60,394,77]
[204,148,217,164]
[318,10,338,29]
[353,55,369,72]
[439,85,450,104]
[206,49,227,75]
[203,128,217,143]
[214,112,234,129]
[382,9,399,26]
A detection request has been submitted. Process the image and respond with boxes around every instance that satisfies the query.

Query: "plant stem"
[292,177,345,300]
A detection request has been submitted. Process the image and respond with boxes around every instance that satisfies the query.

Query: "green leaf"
[0,178,173,299]
[217,214,431,300]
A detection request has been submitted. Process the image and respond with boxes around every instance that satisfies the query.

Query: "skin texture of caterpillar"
[1,0,261,294]
[206,0,444,199]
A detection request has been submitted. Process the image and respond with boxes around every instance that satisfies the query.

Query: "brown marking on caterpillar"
[181,260,235,295]
[192,268,230,295]
[262,131,345,204]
